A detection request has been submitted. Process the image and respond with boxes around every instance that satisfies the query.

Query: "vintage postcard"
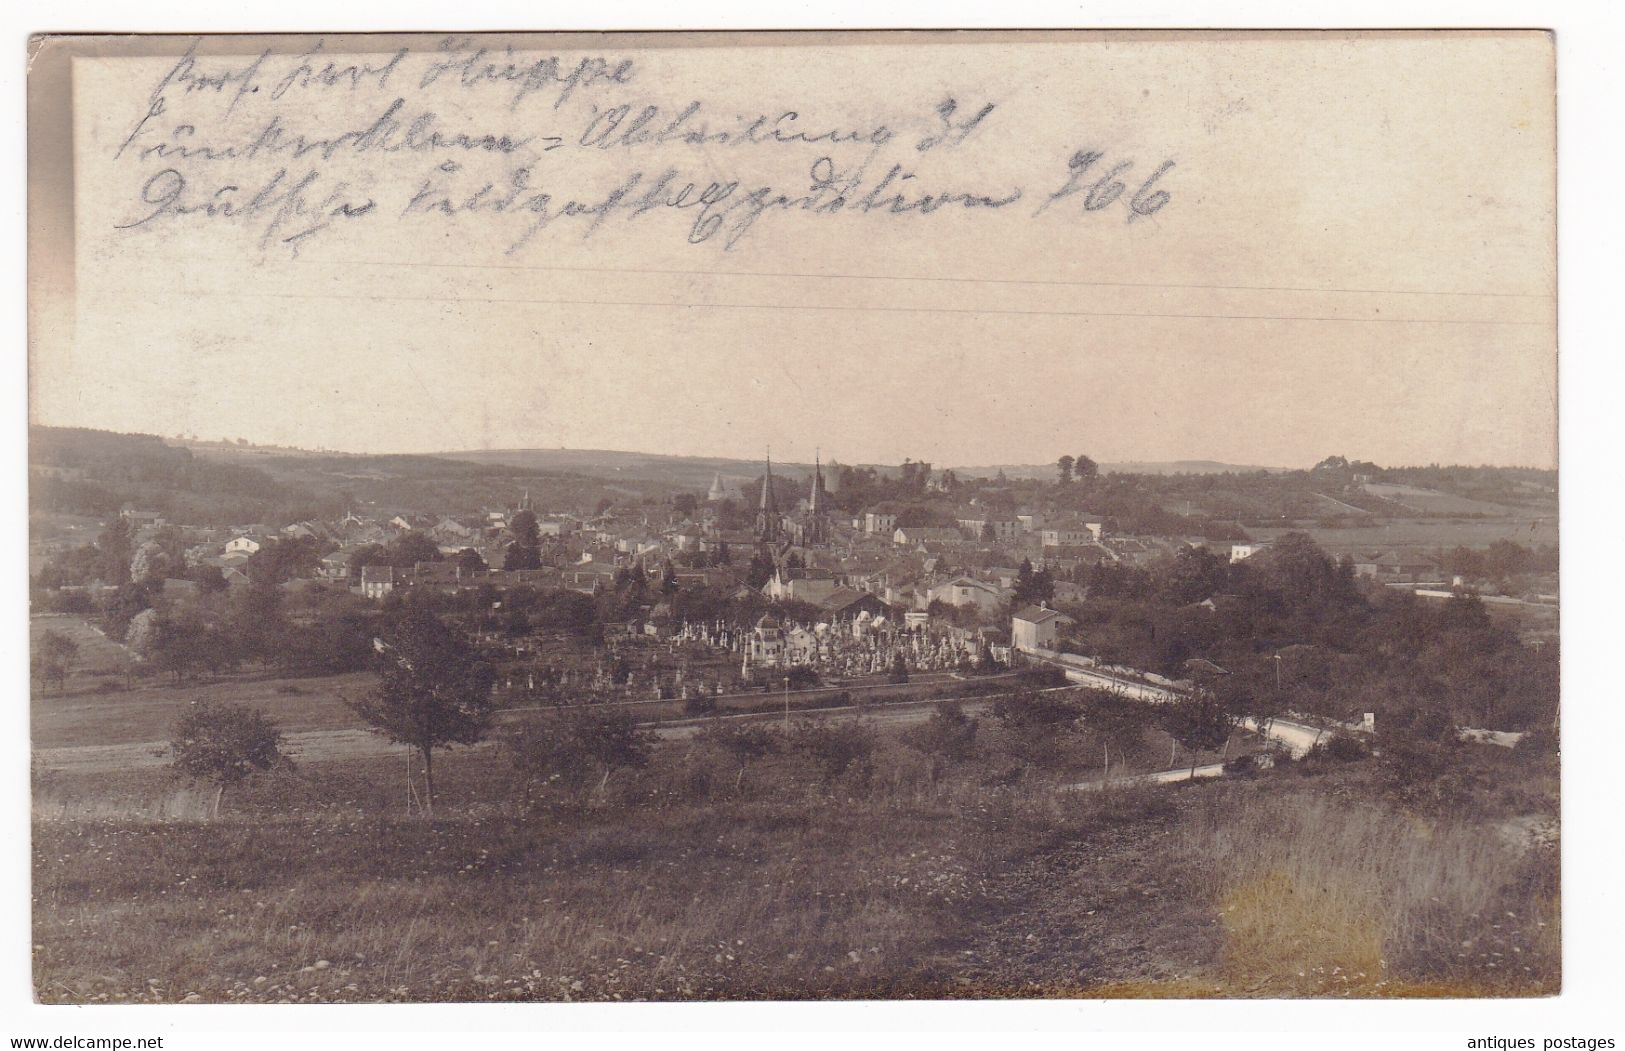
[27,30,1558,1003]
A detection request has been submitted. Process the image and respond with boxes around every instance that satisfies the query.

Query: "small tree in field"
[910,701,981,780]
[1161,690,1241,779]
[32,630,79,693]
[697,720,779,793]
[348,607,496,813]
[568,708,658,793]
[790,718,877,784]
[991,688,1081,768]
[509,708,657,802]
[1078,690,1149,779]
[168,701,288,818]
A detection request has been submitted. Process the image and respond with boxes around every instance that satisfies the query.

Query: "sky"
[30,31,1558,470]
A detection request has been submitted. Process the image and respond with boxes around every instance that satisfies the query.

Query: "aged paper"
[33,31,1554,465]
[27,31,1559,1007]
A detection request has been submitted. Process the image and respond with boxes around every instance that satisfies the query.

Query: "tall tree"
[389,530,443,569]
[503,510,542,571]
[228,581,289,669]
[348,608,497,813]
[98,516,134,585]
[1057,455,1075,485]
[1074,455,1099,481]
[1013,558,1055,606]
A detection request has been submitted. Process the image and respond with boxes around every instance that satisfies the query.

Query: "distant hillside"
[436,448,822,490]
[28,427,687,525]
[30,426,323,527]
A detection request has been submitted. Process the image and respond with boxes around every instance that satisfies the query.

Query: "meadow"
[1251,518,1558,556]
[31,709,1560,1002]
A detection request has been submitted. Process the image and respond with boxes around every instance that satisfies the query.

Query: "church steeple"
[756,450,782,543]
[804,450,830,545]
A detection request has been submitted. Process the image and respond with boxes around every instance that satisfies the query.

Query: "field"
[31,739,1560,1002]
[1360,483,1530,518]
[1251,517,1557,556]
[31,615,372,751]
[29,608,1561,1002]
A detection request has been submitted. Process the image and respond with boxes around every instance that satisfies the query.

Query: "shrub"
[1513,725,1558,760]
[784,666,821,690]
[508,708,658,804]
[789,718,877,783]
[989,689,1080,731]
[696,721,780,793]
[167,701,289,818]
[1015,665,1068,689]
[909,701,981,765]
[1315,733,1371,763]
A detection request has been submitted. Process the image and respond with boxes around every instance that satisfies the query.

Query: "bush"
[508,708,658,804]
[784,666,821,690]
[1514,724,1558,760]
[1314,733,1370,763]
[990,689,1080,731]
[167,701,289,818]
[696,721,780,794]
[683,692,718,717]
[789,719,876,783]
[1014,665,1068,689]
[909,701,981,765]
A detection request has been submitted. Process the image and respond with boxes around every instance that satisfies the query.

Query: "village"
[32,446,1558,717]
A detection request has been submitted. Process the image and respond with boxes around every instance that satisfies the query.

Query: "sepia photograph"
[21,22,1578,1017]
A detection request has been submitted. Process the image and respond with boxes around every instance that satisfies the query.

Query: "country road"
[32,690,1017,774]
[1065,717,1325,792]
[35,690,1326,785]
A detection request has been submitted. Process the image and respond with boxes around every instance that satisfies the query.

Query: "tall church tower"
[805,451,830,546]
[756,451,783,544]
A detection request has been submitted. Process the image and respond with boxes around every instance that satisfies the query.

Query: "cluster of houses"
[102,456,1464,646]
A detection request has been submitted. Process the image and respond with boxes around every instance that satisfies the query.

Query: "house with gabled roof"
[1011,605,1074,651]
[360,564,395,600]
[927,576,1010,614]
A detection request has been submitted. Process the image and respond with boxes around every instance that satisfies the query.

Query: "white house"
[863,510,899,535]
[1230,541,1272,563]
[893,526,965,546]
[1040,518,1104,547]
[956,514,1022,541]
[360,564,395,600]
[1011,606,1074,651]
[926,576,1009,613]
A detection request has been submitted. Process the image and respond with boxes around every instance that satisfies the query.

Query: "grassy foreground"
[32,722,1559,1002]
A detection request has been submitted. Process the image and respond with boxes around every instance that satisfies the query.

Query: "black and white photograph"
[12,13,1616,1042]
